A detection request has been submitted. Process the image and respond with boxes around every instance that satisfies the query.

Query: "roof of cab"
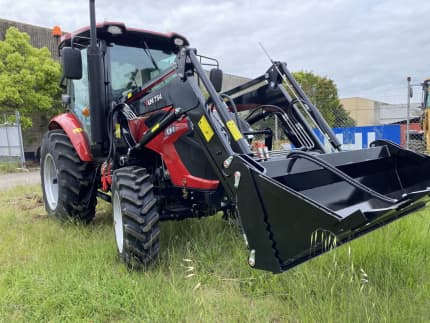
[60,21,189,50]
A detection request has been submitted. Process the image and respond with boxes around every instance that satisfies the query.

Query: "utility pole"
[16,111,26,168]
[407,76,411,149]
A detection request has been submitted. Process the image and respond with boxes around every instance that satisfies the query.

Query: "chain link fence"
[0,111,26,167]
[246,96,424,153]
[407,127,426,153]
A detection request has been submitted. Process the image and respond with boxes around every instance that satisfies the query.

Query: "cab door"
[67,48,93,143]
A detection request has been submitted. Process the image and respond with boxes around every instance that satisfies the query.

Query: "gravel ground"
[0,170,41,191]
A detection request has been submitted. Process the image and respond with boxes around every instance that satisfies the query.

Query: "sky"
[1,0,429,104]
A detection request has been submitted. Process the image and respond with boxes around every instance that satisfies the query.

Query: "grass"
[0,161,21,174]
[0,185,429,322]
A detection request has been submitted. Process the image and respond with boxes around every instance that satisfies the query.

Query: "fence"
[0,111,25,167]
[338,96,426,153]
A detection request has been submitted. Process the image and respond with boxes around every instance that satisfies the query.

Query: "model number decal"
[144,93,163,106]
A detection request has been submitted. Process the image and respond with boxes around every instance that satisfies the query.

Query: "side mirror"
[210,68,223,93]
[61,47,82,79]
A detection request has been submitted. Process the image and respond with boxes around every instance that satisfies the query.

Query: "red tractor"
[41,0,430,273]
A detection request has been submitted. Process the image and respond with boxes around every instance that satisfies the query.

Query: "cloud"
[1,0,429,103]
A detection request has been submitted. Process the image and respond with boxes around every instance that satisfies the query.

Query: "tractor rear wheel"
[40,130,97,223]
[112,167,160,268]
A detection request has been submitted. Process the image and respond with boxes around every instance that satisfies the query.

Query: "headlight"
[173,37,184,46]
[107,25,123,35]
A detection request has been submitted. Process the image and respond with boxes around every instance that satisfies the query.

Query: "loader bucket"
[235,140,430,273]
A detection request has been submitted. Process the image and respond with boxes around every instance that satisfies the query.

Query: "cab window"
[68,48,92,141]
[109,45,176,99]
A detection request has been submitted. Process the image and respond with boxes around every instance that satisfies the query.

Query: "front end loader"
[40,0,430,273]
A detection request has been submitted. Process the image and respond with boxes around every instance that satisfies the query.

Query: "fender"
[129,116,219,190]
[49,113,93,162]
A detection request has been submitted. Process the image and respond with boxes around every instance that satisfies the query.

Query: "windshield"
[110,45,176,98]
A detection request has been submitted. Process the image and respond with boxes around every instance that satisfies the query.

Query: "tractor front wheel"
[112,167,160,268]
[40,130,97,223]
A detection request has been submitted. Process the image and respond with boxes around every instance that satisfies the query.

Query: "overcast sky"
[1,0,429,103]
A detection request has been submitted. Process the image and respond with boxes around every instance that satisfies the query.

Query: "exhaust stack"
[87,0,107,156]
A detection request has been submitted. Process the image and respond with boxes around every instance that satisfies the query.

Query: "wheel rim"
[113,191,124,253]
[43,153,59,210]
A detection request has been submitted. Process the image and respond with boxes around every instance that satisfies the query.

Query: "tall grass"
[0,161,20,174]
[0,185,429,322]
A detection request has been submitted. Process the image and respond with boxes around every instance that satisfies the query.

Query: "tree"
[0,27,61,128]
[332,103,356,127]
[292,71,355,127]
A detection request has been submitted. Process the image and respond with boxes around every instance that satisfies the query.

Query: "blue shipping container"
[316,125,401,150]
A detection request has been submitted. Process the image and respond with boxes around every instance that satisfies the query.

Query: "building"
[340,96,421,126]
[378,102,422,124]
[0,18,59,60]
[221,73,249,91]
[340,97,384,126]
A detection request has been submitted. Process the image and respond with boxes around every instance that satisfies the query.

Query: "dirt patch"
[7,193,47,223]
[8,193,44,210]
[0,171,40,191]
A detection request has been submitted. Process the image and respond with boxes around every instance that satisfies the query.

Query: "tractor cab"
[59,22,188,146]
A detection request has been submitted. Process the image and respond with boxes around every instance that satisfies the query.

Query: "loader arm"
[130,48,430,273]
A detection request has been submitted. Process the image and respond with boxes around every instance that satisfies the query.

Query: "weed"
[0,162,21,174]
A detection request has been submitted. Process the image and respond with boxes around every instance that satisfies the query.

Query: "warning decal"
[198,115,214,142]
[226,120,243,142]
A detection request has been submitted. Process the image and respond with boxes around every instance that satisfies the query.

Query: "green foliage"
[0,185,429,321]
[332,103,356,127]
[0,27,61,128]
[293,71,356,127]
[5,113,32,129]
